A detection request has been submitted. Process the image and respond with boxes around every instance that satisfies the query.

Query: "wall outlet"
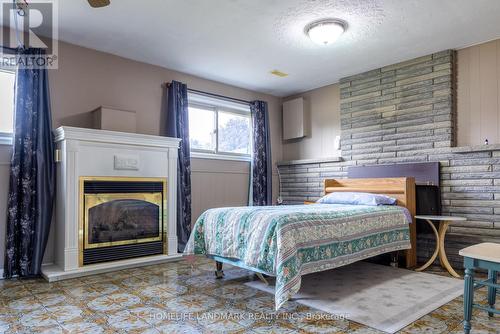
[114,155,139,170]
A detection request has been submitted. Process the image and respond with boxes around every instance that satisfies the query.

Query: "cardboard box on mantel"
[92,106,137,133]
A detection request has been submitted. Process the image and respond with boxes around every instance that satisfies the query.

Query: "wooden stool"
[459,243,500,334]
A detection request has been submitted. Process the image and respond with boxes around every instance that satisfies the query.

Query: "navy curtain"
[250,101,272,206]
[165,81,192,252]
[4,48,55,278]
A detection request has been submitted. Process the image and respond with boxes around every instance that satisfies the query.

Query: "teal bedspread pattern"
[184,204,411,310]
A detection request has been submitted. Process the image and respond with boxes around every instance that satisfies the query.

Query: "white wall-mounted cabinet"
[283,97,308,140]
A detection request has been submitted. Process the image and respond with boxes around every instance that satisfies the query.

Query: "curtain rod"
[0,45,18,53]
[166,82,251,105]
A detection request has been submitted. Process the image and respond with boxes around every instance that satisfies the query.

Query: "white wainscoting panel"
[191,158,250,225]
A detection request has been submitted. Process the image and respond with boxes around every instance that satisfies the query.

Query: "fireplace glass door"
[84,193,163,249]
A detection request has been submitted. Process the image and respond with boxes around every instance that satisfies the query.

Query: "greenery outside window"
[188,92,252,161]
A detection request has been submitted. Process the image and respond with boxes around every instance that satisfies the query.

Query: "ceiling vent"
[270,70,288,77]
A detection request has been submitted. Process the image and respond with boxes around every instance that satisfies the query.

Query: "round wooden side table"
[415,215,467,278]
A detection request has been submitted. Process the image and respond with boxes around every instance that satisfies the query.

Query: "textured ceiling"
[33,0,500,96]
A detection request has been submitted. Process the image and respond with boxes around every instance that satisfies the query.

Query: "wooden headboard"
[324,177,417,268]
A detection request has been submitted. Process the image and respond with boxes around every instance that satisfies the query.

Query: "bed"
[184,177,416,310]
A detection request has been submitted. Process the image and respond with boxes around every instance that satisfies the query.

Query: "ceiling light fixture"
[305,19,347,45]
[88,0,111,8]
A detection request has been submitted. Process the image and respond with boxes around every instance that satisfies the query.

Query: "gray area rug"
[245,262,463,333]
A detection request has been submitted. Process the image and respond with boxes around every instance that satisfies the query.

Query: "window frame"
[0,67,16,146]
[188,92,252,162]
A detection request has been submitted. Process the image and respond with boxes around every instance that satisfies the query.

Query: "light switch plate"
[334,135,341,150]
[114,154,139,170]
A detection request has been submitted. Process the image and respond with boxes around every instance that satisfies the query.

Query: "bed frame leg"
[390,252,399,268]
[256,273,269,285]
[215,261,224,279]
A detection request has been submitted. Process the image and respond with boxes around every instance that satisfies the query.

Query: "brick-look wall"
[340,50,455,163]
[278,50,500,268]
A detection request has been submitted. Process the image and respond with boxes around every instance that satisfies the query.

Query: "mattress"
[184,204,412,310]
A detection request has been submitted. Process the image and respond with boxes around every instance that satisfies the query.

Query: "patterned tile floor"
[0,258,498,333]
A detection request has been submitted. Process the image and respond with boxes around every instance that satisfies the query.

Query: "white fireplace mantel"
[42,126,183,281]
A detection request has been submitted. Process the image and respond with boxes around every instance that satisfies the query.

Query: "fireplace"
[79,177,167,265]
[44,127,180,281]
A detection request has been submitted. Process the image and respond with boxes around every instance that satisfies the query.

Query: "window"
[0,69,15,144]
[188,92,252,160]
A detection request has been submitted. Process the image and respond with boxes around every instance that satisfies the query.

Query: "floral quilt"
[184,204,412,310]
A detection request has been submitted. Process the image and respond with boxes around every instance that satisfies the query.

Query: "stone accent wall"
[340,50,455,163]
[278,50,500,268]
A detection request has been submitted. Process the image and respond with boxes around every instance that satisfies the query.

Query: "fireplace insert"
[79,177,167,265]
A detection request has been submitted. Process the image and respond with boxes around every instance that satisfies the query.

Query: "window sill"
[0,135,13,146]
[190,151,251,162]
